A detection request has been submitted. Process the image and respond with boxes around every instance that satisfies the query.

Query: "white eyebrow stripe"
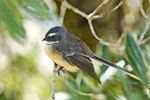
[49,33,57,36]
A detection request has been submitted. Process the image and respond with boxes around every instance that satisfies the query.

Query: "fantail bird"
[43,26,139,83]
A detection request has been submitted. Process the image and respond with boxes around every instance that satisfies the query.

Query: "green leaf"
[18,0,50,20]
[126,31,147,84]
[0,0,26,43]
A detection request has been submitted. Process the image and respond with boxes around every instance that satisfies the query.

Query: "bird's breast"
[44,45,79,72]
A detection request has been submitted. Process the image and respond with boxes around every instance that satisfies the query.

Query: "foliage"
[64,31,150,100]
[0,0,150,100]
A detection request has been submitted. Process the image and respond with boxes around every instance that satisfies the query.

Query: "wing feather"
[64,53,100,83]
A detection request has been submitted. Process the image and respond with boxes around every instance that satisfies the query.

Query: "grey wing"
[57,41,100,83]
[63,52,100,83]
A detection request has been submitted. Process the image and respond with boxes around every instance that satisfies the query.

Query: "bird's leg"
[58,67,65,76]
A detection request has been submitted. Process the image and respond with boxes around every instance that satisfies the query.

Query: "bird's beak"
[42,38,46,41]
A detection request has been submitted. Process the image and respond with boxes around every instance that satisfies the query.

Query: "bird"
[42,26,139,83]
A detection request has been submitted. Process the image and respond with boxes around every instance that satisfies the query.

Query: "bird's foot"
[58,67,65,76]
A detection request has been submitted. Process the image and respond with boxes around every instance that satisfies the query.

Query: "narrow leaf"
[126,31,147,84]
[0,0,26,42]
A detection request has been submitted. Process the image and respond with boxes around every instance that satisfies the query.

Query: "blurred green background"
[0,0,150,100]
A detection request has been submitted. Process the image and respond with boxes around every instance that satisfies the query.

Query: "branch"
[63,0,87,18]
[88,0,110,19]
[58,0,124,48]
[136,0,150,44]
[88,19,123,47]
[88,0,123,20]
[138,21,150,43]
[59,0,67,26]
[136,0,150,20]
[51,64,57,100]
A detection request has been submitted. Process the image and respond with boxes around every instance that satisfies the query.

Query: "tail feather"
[91,54,128,72]
[91,54,140,81]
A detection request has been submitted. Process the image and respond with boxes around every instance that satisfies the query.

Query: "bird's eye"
[47,36,52,41]
[51,35,55,38]
[50,35,57,41]
[46,33,61,42]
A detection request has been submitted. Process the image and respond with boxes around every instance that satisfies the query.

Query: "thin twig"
[87,20,103,41]
[136,0,150,20]
[51,63,57,100]
[92,1,123,20]
[58,0,124,47]
[117,32,126,51]
[136,0,150,44]
[138,21,150,43]
[59,0,67,26]
[63,1,87,18]
[88,0,110,19]
[139,37,150,45]
[110,1,123,13]
[88,19,123,47]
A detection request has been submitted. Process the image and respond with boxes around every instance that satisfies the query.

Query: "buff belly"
[44,45,79,72]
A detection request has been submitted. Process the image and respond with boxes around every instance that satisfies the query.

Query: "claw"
[58,67,65,76]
